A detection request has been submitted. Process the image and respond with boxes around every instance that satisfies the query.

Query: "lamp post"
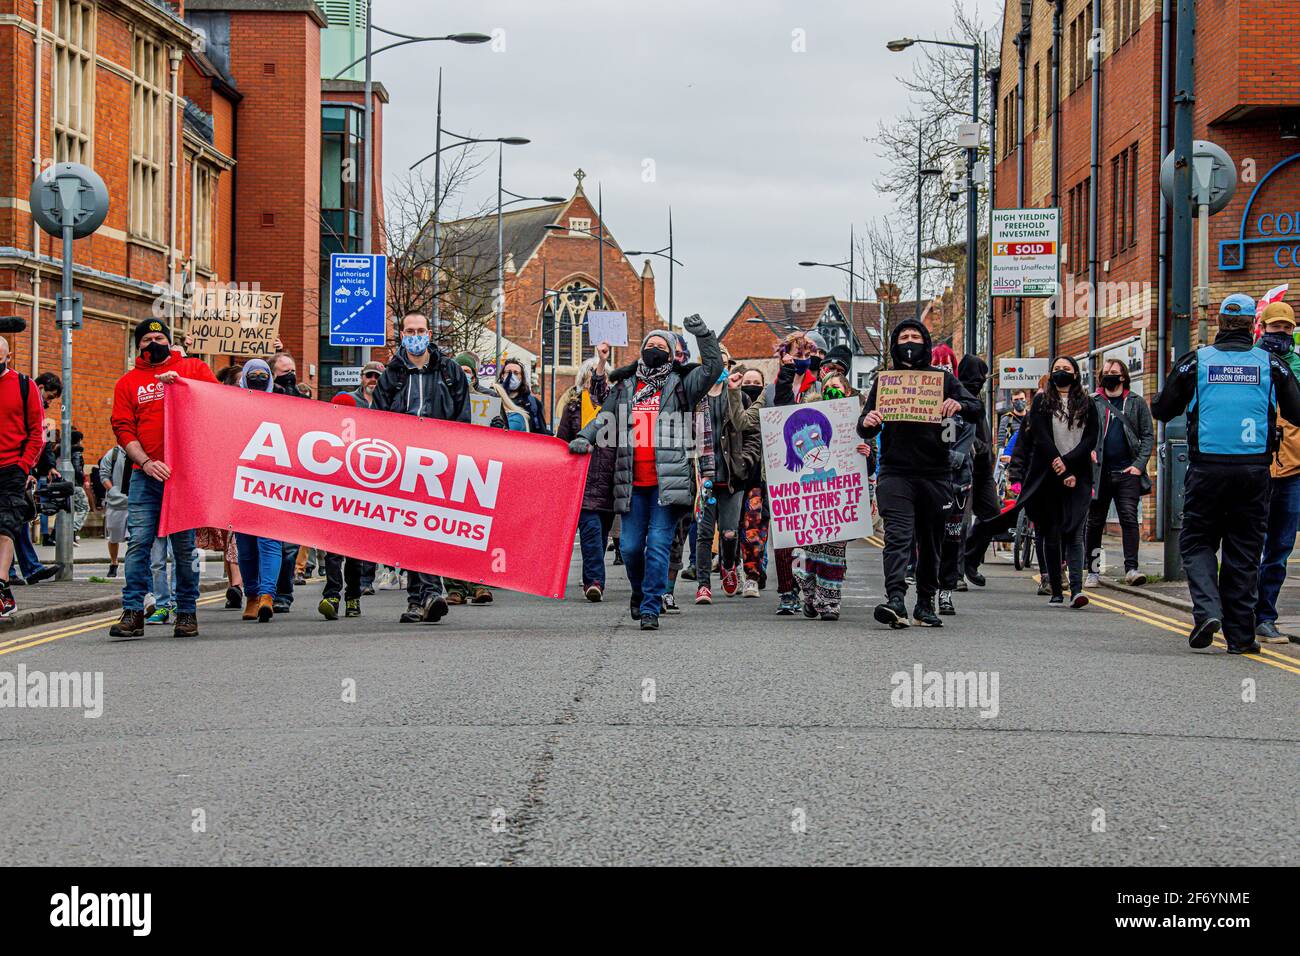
[530,281,598,424]
[545,211,613,310]
[888,35,982,351]
[624,208,679,330]
[331,10,489,363]
[493,168,563,367]
[798,256,871,374]
[909,126,944,321]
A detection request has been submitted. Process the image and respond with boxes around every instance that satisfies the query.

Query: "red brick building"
[0,0,385,458]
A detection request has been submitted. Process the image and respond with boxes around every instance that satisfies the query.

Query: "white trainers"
[742,579,760,598]
[1124,569,1148,586]
[1084,572,1100,588]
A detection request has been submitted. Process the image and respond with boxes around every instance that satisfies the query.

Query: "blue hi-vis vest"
[1190,345,1273,455]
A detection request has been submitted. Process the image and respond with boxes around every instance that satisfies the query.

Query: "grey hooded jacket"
[576,314,724,511]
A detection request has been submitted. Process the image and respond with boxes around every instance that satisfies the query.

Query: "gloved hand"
[568,437,591,455]
[682,313,708,337]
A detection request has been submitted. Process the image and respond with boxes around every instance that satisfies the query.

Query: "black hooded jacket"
[857,319,982,478]
[957,354,994,458]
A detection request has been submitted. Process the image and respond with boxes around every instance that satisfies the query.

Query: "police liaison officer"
[1151,292,1300,655]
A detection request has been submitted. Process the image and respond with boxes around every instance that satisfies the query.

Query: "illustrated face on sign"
[782,406,837,484]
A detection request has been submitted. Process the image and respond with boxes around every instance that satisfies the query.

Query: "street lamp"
[799,254,868,369]
[530,280,598,424]
[914,127,944,321]
[624,208,680,331]
[331,5,490,362]
[493,177,565,366]
[889,34,981,352]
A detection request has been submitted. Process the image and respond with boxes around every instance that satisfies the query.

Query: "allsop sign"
[991,208,1060,298]
[190,285,283,357]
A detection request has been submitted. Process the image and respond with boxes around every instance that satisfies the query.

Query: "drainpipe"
[1049,0,1063,358]
[30,0,44,376]
[986,65,1000,442]
[1014,28,1026,357]
[1154,0,1172,539]
[169,47,183,332]
[1087,0,1102,361]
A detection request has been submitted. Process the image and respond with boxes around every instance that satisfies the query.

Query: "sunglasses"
[363,371,380,379]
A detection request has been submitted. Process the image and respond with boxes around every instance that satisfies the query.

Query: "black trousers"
[939,486,970,590]
[1086,470,1142,573]
[1180,462,1270,650]
[323,552,370,601]
[971,450,1000,521]
[877,473,953,603]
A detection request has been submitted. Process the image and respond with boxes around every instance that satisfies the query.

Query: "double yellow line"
[0,592,227,658]
[1087,591,1300,676]
[865,535,885,549]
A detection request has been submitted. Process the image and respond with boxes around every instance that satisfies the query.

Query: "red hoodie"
[111,349,217,467]
[0,369,45,473]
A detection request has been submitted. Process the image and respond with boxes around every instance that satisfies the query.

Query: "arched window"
[540,280,608,367]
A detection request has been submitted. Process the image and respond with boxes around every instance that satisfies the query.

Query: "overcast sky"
[376,0,1003,334]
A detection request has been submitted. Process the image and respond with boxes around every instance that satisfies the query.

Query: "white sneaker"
[1124,569,1147,586]
[742,579,760,598]
[1084,572,1100,588]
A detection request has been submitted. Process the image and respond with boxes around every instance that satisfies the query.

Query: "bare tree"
[857,215,914,353]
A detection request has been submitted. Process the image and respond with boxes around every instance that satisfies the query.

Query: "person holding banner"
[108,318,218,640]
[568,315,723,630]
[231,360,284,623]
[375,311,470,625]
[858,319,981,629]
[557,347,615,601]
[351,361,384,409]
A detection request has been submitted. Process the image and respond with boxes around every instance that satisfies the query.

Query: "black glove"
[682,313,708,337]
[568,437,592,455]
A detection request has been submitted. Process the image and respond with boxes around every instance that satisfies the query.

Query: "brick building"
[0,0,385,458]
[991,0,1300,535]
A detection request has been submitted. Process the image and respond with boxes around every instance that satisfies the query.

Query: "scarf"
[632,358,672,405]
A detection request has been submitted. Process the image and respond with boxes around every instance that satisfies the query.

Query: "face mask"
[792,358,811,373]
[275,371,297,392]
[143,341,171,365]
[1051,369,1076,388]
[1012,399,1026,412]
[741,384,763,402]
[402,333,430,357]
[1260,331,1294,356]
[1100,374,1123,390]
[504,373,521,391]
[640,346,671,369]
[808,355,823,373]
[824,386,844,400]
[892,341,924,367]
[246,374,270,391]
[0,361,6,376]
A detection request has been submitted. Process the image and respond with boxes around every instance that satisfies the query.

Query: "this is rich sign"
[158,379,589,598]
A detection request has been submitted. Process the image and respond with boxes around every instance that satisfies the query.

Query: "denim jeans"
[276,543,298,606]
[577,509,614,589]
[235,533,282,599]
[621,486,684,619]
[694,488,743,589]
[1256,474,1300,626]
[123,474,199,614]
[13,523,43,579]
[406,570,446,605]
[150,537,178,609]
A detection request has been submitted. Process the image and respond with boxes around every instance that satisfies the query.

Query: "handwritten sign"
[876,370,944,423]
[190,285,283,357]
[586,310,628,347]
[469,393,502,427]
[758,398,873,549]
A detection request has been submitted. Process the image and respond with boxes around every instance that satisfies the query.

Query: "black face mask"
[246,374,270,391]
[892,341,925,368]
[1100,374,1123,391]
[143,342,171,365]
[275,371,297,392]
[740,384,763,402]
[1012,399,1026,412]
[808,355,823,373]
[1260,331,1294,356]
[1051,369,1076,389]
[640,347,671,369]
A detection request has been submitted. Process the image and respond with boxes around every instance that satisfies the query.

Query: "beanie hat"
[134,317,170,347]
[454,352,479,373]
[1260,301,1296,328]
[331,392,358,406]
[805,330,829,353]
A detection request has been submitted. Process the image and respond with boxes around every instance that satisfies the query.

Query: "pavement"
[0,537,1295,866]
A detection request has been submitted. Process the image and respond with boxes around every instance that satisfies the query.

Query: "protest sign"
[469,393,502,427]
[585,310,628,347]
[876,370,945,423]
[159,379,588,598]
[189,285,283,357]
[759,397,873,549]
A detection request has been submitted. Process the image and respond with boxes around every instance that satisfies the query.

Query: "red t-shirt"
[111,349,218,465]
[0,369,44,473]
[631,384,661,487]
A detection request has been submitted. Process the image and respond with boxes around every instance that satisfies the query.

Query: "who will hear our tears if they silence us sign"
[758,397,873,550]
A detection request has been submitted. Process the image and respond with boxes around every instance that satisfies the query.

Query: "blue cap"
[1220,293,1256,317]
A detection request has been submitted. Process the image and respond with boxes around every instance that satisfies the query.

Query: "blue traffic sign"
[329,253,387,347]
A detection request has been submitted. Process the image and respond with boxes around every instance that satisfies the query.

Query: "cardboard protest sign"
[190,285,283,357]
[759,398,873,549]
[876,370,945,423]
[469,393,502,427]
[585,310,628,347]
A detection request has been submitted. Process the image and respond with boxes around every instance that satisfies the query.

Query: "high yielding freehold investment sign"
[991,208,1060,298]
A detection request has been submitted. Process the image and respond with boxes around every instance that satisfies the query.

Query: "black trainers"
[399,602,424,624]
[1188,617,1221,649]
[954,578,968,592]
[912,600,943,627]
[108,564,120,579]
[629,595,642,620]
[421,594,449,624]
[873,596,910,629]
[640,615,659,631]
[1048,594,1065,608]
[938,590,956,615]
[318,597,340,620]
[344,598,361,618]
[662,593,680,614]
[802,600,819,619]
[224,586,241,609]
[0,583,15,619]
[819,610,839,622]
[27,565,60,585]
[963,564,986,588]
[1226,641,1261,655]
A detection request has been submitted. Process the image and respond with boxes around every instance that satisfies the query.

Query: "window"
[1126,143,1138,250]
[541,280,601,367]
[130,34,168,242]
[1069,179,1091,276]
[567,217,591,238]
[193,163,216,273]
[1070,5,1095,91]
[52,0,95,164]
[1115,0,1139,46]
[320,104,363,253]
[1032,61,1041,131]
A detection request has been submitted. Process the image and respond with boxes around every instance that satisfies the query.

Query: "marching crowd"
[0,289,1296,658]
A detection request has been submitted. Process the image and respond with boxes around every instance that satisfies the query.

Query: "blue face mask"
[1260,330,1294,356]
[402,333,430,357]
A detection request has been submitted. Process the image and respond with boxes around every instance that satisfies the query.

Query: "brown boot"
[471,586,493,605]
[257,594,274,623]
[108,609,144,641]
[242,595,258,621]
[446,591,465,606]
[173,612,199,638]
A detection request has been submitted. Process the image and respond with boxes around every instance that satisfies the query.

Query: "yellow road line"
[0,593,226,658]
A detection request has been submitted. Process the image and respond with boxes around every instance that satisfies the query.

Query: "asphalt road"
[0,541,1296,866]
